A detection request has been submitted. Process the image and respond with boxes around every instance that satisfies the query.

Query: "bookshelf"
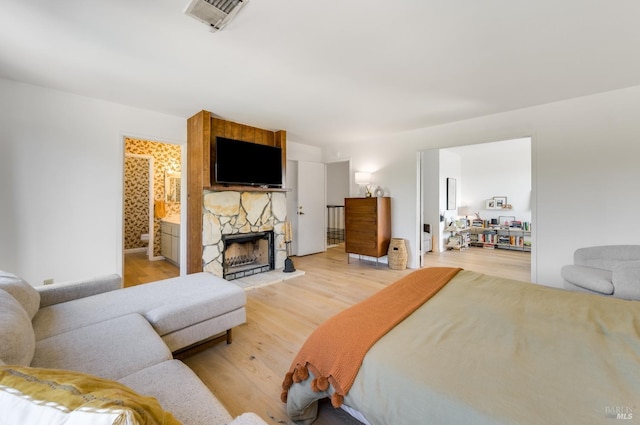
[467,220,531,252]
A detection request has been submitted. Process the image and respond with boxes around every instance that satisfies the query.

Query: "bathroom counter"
[161,215,180,225]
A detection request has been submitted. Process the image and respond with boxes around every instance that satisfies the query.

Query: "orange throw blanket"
[281,267,462,408]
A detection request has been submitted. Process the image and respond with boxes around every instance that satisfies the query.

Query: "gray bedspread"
[286,270,640,424]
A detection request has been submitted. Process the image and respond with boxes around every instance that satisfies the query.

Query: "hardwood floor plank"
[123,251,179,287]
[422,247,532,282]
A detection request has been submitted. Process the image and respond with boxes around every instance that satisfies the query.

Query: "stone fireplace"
[201,190,287,279]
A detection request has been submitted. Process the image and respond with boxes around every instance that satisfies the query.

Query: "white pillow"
[1,389,137,425]
[0,290,35,366]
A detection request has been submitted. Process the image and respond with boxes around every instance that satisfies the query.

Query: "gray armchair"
[561,245,640,300]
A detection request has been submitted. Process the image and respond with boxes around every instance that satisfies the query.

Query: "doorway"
[419,137,533,280]
[325,160,350,247]
[123,137,182,286]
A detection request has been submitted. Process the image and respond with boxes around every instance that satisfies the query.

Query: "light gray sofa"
[561,245,640,300]
[0,270,267,425]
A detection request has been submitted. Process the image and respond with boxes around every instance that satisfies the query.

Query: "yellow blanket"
[281,267,461,407]
[0,366,181,425]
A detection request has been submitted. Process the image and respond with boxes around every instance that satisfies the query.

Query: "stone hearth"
[202,191,287,278]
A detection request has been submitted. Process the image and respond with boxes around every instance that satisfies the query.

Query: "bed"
[281,267,640,425]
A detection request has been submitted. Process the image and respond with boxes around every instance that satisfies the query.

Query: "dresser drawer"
[346,229,377,242]
[346,240,379,256]
[345,202,377,215]
[345,212,376,221]
[345,221,378,232]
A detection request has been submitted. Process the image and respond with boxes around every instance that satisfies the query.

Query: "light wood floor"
[421,246,532,282]
[123,251,179,287]
[181,246,530,424]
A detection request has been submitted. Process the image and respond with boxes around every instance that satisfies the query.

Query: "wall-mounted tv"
[214,137,283,187]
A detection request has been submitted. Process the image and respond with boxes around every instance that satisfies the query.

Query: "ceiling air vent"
[185,0,249,32]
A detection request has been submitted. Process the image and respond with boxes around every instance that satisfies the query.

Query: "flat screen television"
[214,137,283,187]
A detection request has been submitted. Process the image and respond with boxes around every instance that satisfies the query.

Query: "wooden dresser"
[345,197,391,262]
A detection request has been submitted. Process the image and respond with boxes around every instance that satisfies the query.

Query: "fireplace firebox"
[222,231,274,280]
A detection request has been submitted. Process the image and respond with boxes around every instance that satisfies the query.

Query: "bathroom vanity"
[161,217,180,266]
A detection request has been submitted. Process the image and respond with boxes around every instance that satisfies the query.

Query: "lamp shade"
[458,206,472,216]
[355,172,371,185]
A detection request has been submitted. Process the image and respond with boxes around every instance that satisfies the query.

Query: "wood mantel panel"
[254,128,266,144]
[240,124,255,141]
[274,130,286,188]
[225,121,242,140]
[264,131,275,145]
[186,110,287,274]
[209,185,289,192]
[186,110,209,273]
[212,118,226,138]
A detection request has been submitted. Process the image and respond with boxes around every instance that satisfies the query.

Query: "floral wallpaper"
[124,155,150,250]
[124,138,181,257]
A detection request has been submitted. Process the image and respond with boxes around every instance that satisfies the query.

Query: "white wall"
[287,141,322,163]
[323,85,640,287]
[438,150,462,251]
[0,79,186,285]
[326,161,349,206]
[448,138,532,224]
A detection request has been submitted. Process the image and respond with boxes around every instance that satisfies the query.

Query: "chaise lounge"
[0,270,267,425]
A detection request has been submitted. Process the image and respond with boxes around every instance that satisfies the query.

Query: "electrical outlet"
[43,278,54,285]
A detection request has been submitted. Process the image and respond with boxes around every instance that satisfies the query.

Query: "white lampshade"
[458,206,472,216]
[355,172,371,185]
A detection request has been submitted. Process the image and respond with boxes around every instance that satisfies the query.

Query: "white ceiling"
[2,0,640,147]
